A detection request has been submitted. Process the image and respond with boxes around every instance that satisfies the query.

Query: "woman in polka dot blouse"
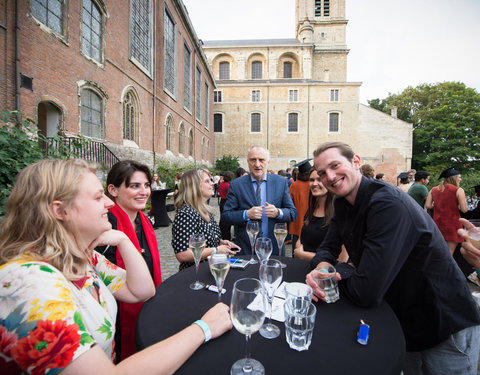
[172,169,240,271]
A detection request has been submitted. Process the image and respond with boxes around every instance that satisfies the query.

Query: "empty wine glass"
[230,278,266,375]
[255,237,272,263]
[259,259,283,339]
[246,221,260,264]
[208,253,230,302]
[189,233,206,290]
[274,222,287,268]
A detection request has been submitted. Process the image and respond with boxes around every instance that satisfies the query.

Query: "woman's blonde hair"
[438,175,461,191]
[174,168,214,221]
[0,159,97,280]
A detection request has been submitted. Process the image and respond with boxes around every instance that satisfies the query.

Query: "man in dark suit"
[222,146,297,256]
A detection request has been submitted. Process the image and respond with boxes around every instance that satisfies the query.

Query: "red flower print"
[91,253,99,267]
[0,325,18,356]
[11,320,81,375]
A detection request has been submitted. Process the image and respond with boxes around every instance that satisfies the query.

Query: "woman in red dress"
[426,167,468,254]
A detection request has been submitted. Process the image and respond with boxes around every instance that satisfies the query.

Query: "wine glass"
[208,253,230,302]
[273,222,287,268]
[254,237,272,263]
[230,278,266,375]
[259,259,283,339]
[246,221,260,264]
[189,233,206,290]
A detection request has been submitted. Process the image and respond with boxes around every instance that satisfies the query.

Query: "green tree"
[368,82,480,172]
[215,155,239,174]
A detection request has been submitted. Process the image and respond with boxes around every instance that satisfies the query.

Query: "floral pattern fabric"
[0,251,125,374]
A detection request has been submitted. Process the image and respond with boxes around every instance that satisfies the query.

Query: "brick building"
[0,0,215,167]
[202,0,412,182]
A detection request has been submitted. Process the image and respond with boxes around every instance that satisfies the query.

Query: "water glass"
[312,266,340,303]
[284,300,316,351]
[254,237,272,263]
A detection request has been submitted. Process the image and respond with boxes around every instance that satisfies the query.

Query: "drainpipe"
[14,0,20,124]
[152,0,156,166]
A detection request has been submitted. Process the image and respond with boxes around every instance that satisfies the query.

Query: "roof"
[202,39,303,47]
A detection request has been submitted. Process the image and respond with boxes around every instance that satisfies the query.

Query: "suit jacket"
[222,174,297,256]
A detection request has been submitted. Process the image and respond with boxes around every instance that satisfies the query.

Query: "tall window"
[130,0,152,73]
[214,91,222,103]
[288,113,298,132]
[178,123,185,154]
[195,67,202,122]
[81,89,103,138]
[219,62,230,80]
[188,129,194,156]
[183,44,192,110]
[289,89,298,102]
[123,90,139,142]
[82,0,102,62]
[251,113,261,133]
[165,116,174,151]
[330,89,339,102]
[284,62,292,78]
[251,61,262,79]
[32,0,63,34]
[204,83,210,129]
[214,113,223,133]
[315,0,330,16]
[252,90,261,102]
[329,113,339,132]
[164,9,176,96]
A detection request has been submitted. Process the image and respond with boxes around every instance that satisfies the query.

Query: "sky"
[181,0,480,104]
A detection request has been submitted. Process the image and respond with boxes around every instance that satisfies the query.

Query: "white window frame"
[214,90,222,103]
[252,90,261,102]
[289,89,299,102]
[330,89,339,102]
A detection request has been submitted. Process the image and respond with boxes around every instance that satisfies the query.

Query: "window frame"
[178,122,185,155]
[214,90,222,103]
[31,0,65,36]
[204,82,210,130]
[330,89,339,102]
[289,89,299,102]
[328,112,340,133]
[79,83,107,140]
[283,61,293,78]
[219,61,230,80]
[183,42,192,112]
[81,0,104,64]
[252,90,261,102]
[129,0,153,76]
[163,6,177,98]
[214,113,223,133]
[287,112,299,133]
[251,61,262,79]
[250,112,261,133]
[195,66,202,123]
[165,115,175,152]
[122,88,140,143]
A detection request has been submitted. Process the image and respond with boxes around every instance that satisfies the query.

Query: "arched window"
[178,123,185,155]
[201,137,206,160]
[219,62,230,80]
[205,140,210,161]
[188,129,194,157]
[80,88,104,138]
[251,61,262,79]
[165,115,174,151]
[123,89,139,142]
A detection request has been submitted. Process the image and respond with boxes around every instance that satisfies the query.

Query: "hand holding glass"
[189,233,206,290]
[312,266,340,303]
[209,253,230,302]
[259,259,283,339]
[246,221,260,264]
[273,222,287,268]
[255,237,272,263]
[230,278,266,375]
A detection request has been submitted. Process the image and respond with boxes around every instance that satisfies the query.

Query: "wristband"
[212,247,217,255]
[193,319,211,342]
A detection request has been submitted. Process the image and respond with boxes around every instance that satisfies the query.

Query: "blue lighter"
[357,320,370,345]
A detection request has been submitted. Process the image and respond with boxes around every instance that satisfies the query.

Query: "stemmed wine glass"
[254,237,272,263]
[208,253,230,302]
[259,259,283,339]
[230,278,266,375]
[189,233,206,290]
[246,221,260,264]
[274,222,287,268]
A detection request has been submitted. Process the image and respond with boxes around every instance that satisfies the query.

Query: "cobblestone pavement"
[154,197,292,280]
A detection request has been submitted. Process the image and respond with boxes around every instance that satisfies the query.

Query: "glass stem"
[194,259,200,284]
[243,334,252,372]
[267,296,273,326]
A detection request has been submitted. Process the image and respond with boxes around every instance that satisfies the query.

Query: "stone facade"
[1,0,215,169]
[203,0,412,181]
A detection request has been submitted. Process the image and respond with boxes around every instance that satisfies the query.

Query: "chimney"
[391,106,398,118]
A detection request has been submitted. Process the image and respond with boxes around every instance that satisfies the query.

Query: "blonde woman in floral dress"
[0,159,231,374]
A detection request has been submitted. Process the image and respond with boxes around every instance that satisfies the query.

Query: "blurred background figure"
[173,172,183,203]
[235,167,248,178]
[375,173,385,181]
[407,169,417,186]
[218,171,234,240]
[408,171,430,208]
[397,172,411,193]
[360,164,375,178]
[426,167,468,254]
[289,159,313,253]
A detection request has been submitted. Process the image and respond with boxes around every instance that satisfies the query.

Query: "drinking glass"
[230,278,266,375]
[467,220,480,248]
[311,266,340,303]
[273,222,288,268]
[189,233,206,290]
[259,259,283,339]
[255,237,272,263]
[208,253,230,302]
[246,221,260,264]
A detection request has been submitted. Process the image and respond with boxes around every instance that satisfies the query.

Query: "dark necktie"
[255,180,262,206]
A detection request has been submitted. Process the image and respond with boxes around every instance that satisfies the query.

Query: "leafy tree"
[215,155,239,174]
[368,82,480,172]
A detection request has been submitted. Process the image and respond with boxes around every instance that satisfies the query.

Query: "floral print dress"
[0,251,125,374]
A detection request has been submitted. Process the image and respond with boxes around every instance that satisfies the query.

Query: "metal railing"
[41,136,119,169]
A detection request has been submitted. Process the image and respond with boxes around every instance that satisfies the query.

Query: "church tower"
[295,0,348,81]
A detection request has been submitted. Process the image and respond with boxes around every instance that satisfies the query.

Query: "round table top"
[136,256,405,374]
